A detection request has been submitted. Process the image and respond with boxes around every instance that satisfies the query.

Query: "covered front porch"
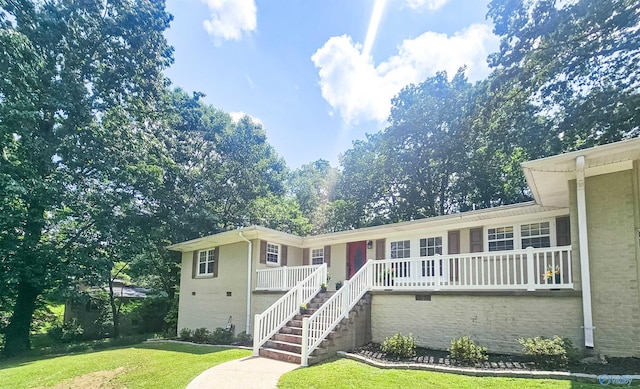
[255,246,574,292]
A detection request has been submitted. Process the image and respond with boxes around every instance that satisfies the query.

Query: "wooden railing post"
[301,317,309,366]
[281,266,287,290]
[253,313,261,356]
[435,254,442,290]
[526,246,536,291]
[341,280,350,319]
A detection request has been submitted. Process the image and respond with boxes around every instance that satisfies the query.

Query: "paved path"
[186,356,299,389]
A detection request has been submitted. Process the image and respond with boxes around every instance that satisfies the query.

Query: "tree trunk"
[108,280,120,339]
[3,281,41,357]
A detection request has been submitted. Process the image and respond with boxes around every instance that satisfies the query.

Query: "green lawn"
[278,358,605,389]
[0,342,251,389]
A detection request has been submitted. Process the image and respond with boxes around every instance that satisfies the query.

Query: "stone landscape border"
[337,351,600,384]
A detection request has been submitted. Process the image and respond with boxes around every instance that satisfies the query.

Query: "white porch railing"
[301,259,372,366]
[253,263,327,356]
[370,246,573,291]
[256,265,321,291]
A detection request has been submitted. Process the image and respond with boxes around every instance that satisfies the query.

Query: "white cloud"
[405,0,451,11]
[230,111,263,125]
[311,24,499,125]
[201,0,257,43]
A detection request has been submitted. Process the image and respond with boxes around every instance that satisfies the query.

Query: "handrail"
[256,264,321,290]
[300,260,372,366]
[253,263,327,356]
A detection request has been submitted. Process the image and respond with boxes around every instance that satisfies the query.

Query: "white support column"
[282,266,288,290]
[301,317,309,366]
[526,246,536,291]
[576,155,595,348]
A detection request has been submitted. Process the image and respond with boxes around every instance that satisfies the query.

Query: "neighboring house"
[64,280,156,337]
[168,138,640,365]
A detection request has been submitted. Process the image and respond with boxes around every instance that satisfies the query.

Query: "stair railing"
[300,260,373,366]
[253,263,327,356]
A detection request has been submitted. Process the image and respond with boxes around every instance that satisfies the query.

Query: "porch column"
[576,156,595,348]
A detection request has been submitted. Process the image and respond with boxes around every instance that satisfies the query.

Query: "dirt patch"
[353,343,640,375]
[35,366,127,389]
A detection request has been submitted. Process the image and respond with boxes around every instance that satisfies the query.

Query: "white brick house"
[168,138,640,364]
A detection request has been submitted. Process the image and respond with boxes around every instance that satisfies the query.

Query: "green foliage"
[449,336,488,366]
[518,336,578,369]
[163,298,179,337]
[380,333,417,359]
[179,328,193,341]
[210,328,235,345]
[235,331,252,345]
[192,328,211,344]
[47,319,84,343]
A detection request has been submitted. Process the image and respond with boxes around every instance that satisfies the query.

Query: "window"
[521,222,551,248]
[390,240,410,277]
[198,249,216,275]
[420,237,443,277]
[390,240,411,259]
[420,237,442,257]
[266,243,280,265]
[311,248,324,265]
[488,226,514,251]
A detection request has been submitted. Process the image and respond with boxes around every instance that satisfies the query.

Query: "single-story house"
[168,138,640,365]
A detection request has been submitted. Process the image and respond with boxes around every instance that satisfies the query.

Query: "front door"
[347,241,367,279]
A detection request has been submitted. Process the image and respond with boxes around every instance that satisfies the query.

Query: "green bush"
[381,333,416,359]
[179,328,192,340]
[235,331,252,345]
[47,319,84,343]
[518,336,577,369]
[192,327,211,343]
[210,327,235,345]
[449,336,488,366]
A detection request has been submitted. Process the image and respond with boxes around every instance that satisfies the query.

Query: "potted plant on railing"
[544,265,561,285]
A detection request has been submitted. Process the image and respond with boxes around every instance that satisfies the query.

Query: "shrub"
[210,327,235,345]
[235,331,252,345]
[192,327,211,343]
[381,333,416,359]
[518,336,577,369]
[449,336,488,366]
[47,319,84,343]
[178,328,192,340]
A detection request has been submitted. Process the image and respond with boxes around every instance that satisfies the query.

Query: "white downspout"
[576,156,595,348]
[239,231,253,335]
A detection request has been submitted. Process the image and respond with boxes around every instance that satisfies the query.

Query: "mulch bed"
[352,343,640,375]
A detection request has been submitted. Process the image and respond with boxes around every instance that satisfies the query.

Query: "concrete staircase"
[258,291,371,365]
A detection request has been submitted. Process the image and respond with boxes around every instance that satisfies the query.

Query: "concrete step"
[280,326,302,336]
[274,333,302,344]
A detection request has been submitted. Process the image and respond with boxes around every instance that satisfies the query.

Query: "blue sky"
[164,0,499,169]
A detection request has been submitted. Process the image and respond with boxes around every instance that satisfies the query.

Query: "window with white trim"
[266,243,280,265]
[198,249,216,275]
[488,226,514,251]
[419,237,442,257]
[390,240,411,259]
[311,248,324,265]
[521,222,551,248]
[420,237,443,277]
[390,240,410,277]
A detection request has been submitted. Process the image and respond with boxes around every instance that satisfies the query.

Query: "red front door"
[347,241,367,279]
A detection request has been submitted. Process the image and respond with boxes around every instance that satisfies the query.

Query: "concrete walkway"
[186,356,299,389]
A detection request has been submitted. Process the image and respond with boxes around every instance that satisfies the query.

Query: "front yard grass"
[278,358,605,389]
[0,341,251,389]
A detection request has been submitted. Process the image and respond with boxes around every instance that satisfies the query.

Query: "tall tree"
[0,0,172,356]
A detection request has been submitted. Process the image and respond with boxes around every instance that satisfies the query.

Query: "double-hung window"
[390,240,410,277]
[488,226,514,251]
[419,237,442,276]
[198,249,216,276]
[266,243,280,265]
[521,222,551,248]
[311,248,324,265]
